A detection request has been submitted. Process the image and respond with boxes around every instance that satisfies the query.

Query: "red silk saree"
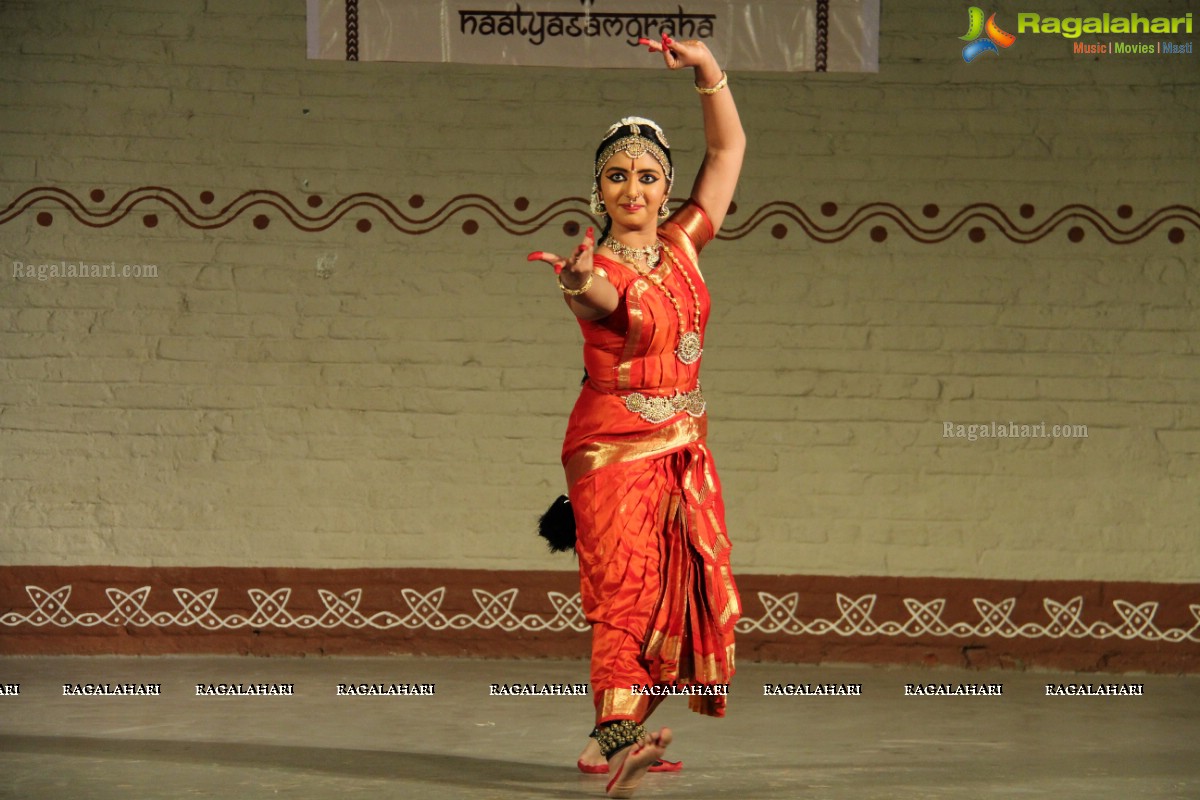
[561,201,741,726]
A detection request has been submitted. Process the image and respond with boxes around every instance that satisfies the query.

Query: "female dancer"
[529,33,744,798]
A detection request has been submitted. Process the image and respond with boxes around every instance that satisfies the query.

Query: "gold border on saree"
[624,385,706,424]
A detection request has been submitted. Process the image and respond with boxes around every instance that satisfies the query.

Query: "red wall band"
[1,566,1196,673]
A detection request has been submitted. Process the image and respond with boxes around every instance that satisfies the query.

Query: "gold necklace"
[621,243,703,365]
[602,236,661,270]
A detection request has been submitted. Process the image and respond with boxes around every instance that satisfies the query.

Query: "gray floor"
[0,655,1196,799]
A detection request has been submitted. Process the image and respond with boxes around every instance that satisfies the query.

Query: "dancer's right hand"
[528,226,595,292]
[527,226,619,320]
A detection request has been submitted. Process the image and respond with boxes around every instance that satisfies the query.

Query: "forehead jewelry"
[593,117,674,194]
[603,117,670,149]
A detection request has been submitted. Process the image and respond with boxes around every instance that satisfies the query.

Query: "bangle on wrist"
[694,71,728,95]
[558,271,594,296]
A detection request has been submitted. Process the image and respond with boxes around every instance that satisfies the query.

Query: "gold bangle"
[558,271,594,296]
[695,71,728,95]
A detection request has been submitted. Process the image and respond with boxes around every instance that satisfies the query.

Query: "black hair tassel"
[537,495,577,553]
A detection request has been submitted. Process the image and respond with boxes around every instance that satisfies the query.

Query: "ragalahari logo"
[961,7,1017,62]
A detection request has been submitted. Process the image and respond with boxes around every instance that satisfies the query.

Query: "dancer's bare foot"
[578,737,607,772]
[579,735,683,775]
[605,727,672,798]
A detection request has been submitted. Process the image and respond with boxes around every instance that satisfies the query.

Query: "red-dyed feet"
[605,728,673,798]
[577,758,683,775]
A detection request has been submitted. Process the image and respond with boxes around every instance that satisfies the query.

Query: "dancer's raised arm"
[641,34,745,233]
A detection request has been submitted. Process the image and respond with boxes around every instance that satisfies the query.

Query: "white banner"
[307,0,879,72]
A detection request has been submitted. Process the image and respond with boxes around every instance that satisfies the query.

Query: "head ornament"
[590,117,674,217]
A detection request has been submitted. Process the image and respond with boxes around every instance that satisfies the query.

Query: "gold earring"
[590,185,607,216]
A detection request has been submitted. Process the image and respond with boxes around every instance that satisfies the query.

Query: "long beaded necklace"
[604,238,703,365]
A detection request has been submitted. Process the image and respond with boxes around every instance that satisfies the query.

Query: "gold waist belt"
[623,385,706,424]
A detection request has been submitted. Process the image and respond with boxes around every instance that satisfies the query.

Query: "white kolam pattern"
[2,585,1198,642]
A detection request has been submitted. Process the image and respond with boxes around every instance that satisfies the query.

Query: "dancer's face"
[597,153,668,231]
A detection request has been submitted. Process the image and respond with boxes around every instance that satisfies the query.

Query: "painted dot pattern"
[6,189,1194,244]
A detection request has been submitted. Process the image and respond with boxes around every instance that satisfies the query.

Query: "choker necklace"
[602,236,661,270]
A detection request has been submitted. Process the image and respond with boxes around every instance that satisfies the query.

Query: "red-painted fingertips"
[527,251,545,262]
[553,261,565,275]
[586,226,594,241]
[637,37,653,48]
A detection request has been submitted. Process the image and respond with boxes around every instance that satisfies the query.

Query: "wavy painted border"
[1,186,1196,244]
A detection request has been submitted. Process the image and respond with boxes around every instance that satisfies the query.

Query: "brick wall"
[1,0,1197,586]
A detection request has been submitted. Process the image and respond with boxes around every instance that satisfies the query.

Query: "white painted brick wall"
[0,0,1196,581]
